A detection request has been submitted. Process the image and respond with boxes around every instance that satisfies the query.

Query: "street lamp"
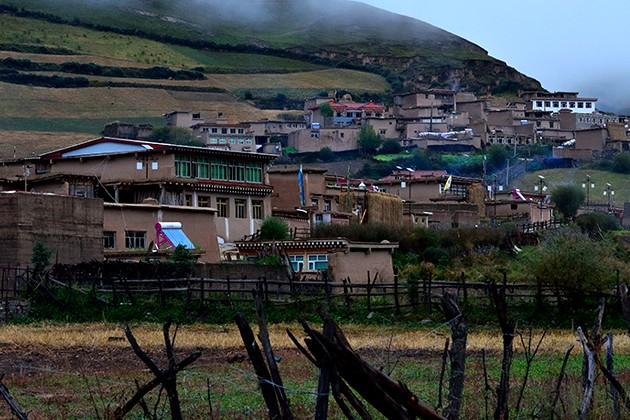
[581,175,595,206]
[603,183,615,213]
[534,175,547,222]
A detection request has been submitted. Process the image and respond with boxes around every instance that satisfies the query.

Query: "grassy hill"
[515,169,630,206]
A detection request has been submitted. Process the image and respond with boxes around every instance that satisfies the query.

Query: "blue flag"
[298,164,305,207]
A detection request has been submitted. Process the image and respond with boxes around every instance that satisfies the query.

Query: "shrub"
[612,152,630,174]
[32,241,52,276]
[551,185,585,219]
[312,222,405,243]
[526,228,617,294]
[486,145,510,170]
[423,246,450,266]
[576,212,621,236]
[318,147,335,162]
[149,127,203,146]
[319,102,334,118]
[260,217,289,241]
[400,262,434,307]
[257,255,283,266]
[380,139,402,154]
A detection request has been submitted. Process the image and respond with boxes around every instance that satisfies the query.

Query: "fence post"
[157,275,164,306]
[111,278,118,305]
[226,275,231,302]
[323,272,331,305]
[461,271,468,306]
[263,276,269,304]
[427,271,433,314]
[343,278,351,309]
[394,274,400,315]
[200,276,205,303]
[366,271,372,313]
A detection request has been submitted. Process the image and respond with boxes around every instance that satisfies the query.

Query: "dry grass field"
[0,131,91,159]
[0,322,627,418]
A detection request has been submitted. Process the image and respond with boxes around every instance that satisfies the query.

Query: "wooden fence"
[0,266,30,299]
[89,274,617,313]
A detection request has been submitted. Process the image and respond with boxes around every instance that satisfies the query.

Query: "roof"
[37,137,277,162]
[236,239,398,251]
[310,100,385,112]
[268,165,327,174]
[378,170,448,183]
[104,202,217,213]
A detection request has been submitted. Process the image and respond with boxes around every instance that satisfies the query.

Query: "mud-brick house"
[236,238,398,282]
[0,137,277,248]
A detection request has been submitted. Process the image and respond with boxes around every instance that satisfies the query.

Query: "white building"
[531,97,597,114]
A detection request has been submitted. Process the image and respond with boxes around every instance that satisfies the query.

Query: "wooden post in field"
[460,271,467,306]
[200,276,205,303]
[157,275,164,306]
[606,333,621,419]
[323,271,331,305]
[0,375,28,420]
[343,278,351,309]
[366,271,372,313]
[427,271,433,314]
[394,274,400,315]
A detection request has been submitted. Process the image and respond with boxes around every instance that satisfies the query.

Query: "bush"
[486,145,510,170]
[400,262,434,307]
[318,147,335,162]
[260,217,289,241]
[551,185,585,219]
[32,241,52,276]
[380,139,402,154]
[312,222,405,243]
[526,228,617,294]
[576,212,621,236]
[423,246,450,266]
[612,152,630,174]
[149,127,203,146]
[319,102,334,118]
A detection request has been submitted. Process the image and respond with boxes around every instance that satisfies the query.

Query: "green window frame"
[175,155,191,178]
[308,254,328,271]
[245,164,263,183]
[211,160,228,181]
[194,157,210,179]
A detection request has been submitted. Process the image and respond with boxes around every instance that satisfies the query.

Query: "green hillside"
[0,0,542,94]
[515,169,630,206]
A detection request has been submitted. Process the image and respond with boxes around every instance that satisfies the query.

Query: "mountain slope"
[0,0,542,93]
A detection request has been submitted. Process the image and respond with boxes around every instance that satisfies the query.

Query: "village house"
[191,122,256,152]
[306,96,386,128]
[485,189,553,225]
[0,137,277,249]
[287,127,360,153]
[374,169,485,229]
[521,91,598,114]
[236,238,399,283]
[245,119,307,149]
[267,165,402,231]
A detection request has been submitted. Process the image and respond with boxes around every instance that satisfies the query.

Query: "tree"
[380,139,402,154]
[357,125,382,154]
[612,152,630,174]
[150,127,203,146]
[31,241,52,276]
[260,217,289,241]
[576,212,621,236]
[486,145,509,170]
[319,102,334,118]
[168,245,196,274]
[552,185,585,219]
[318,147,335,162]
[410,149,433,170]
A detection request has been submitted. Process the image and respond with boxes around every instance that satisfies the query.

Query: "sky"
[360,0,630,113]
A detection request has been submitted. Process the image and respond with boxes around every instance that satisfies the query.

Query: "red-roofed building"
[306,95,386,128]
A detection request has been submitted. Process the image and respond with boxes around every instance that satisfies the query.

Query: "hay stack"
[365,192,403,226]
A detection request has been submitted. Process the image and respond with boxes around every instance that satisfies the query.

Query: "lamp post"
[582,175,595,206]
[534,175,547,222]
[603,183,615,213]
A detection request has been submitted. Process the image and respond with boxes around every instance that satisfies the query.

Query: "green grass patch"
[515,168,630,205]
[373,152,414,162]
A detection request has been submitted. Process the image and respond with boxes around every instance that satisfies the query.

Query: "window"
[136,161,143,170]
[312,198,319,209]
[198,195,210,208]
[103,231,116,249]
[553,101,559,108]
[230,128,236,134]
[340,132,345,138]
[228,163,246,182]
[544,101,551,107]
[569,102,575,108]
[586,102,592,108]
[125,231,146,249]
[193,157,209,179]
[252,200,264,219]
[324,199,332,212]
[561,101,567,108]
[577,102,584,108]
[210,138,218,144]
[217,198,229,218]
[230,138,235,144]
[245,164,263,183]
[211,128,218,134]
[238,128,244,134]
[192,113,201,119]
[536,101,543,107]
[175,155,191,177]
[308,255,328,271]
[235,199,246,219]
[211,160,228,180]
[185,194,193,207]
[151,161,159,170]
[221,128,228,134]
[379,129,387,135]
[289,256,304,272]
